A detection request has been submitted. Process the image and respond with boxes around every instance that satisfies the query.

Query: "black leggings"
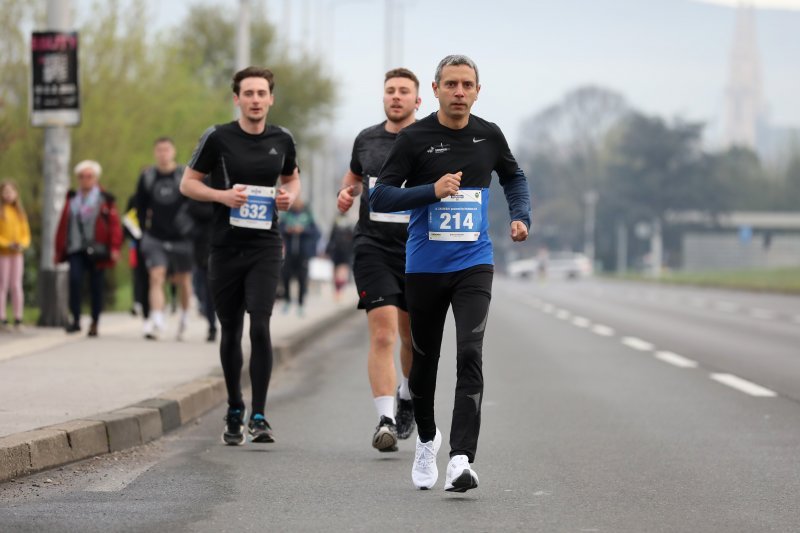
[405,264,493,463]
[209,247,282,416]
[218,310,273,415]
[68,252,105,324]
[282,254,309,306]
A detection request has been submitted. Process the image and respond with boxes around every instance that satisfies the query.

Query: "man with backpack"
[135,137,195,340]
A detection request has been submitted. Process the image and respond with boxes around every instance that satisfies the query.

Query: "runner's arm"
[370,132,438,212]
[499,168,532,231]
[337,170,363,213]
[180,167,247,208]
[276,167,301,211]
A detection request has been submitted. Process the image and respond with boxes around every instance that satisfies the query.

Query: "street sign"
[30,31,80,127]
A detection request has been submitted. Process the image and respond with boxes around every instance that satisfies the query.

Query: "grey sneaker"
[372,415,398,452]
[395,390,415,440]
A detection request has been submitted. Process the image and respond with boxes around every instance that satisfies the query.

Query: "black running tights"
[219,310,273,415]
[405,264,493,463]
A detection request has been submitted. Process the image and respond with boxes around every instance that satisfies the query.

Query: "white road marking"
[713,301,740,313]
[654,351,698,369]
[710,373,777,397]
[571,316,591,328]
[750,308,775,320]
[591,324,615,337]
[542,303,555,314]
[555,309,571,320]
[621,337,655,352]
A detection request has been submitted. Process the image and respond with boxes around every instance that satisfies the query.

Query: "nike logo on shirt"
[473,138,486,143]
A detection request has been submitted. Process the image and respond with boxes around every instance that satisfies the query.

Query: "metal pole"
[616,220,627,274]
[384,0,394,70]
[37,0,73,327]
[235,0,251,71]
[234,0,251,119]
[650,217,663,278]
[583,189,598,267]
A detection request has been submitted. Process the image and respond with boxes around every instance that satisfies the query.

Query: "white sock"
[374,396,395,422]
[179,310,188,325]
[152,310,165,329]
[398,377,411,400]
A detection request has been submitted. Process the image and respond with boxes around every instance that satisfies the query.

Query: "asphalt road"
[1,277,799,532]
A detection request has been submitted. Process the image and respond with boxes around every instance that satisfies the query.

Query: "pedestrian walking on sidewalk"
[0,180,31,332]
[135,137,194,341]
[325,213,354,302]
[55,160,123,337]
[279,198,319,318]
[186,177,217,342]
[371,55,531,492]
[336,68,421,453]
[180,66,301,446]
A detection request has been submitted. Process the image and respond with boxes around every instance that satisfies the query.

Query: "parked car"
[547,252,593,279]
[507,252,593,280]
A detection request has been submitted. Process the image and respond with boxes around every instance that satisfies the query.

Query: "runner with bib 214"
[370,54,531,493]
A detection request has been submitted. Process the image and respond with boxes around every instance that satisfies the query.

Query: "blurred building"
[724,4,799,167]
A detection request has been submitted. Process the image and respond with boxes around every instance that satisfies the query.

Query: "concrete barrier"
[50,420,109,462]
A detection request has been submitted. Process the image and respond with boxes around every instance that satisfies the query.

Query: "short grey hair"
[434,55,479,85]
[74,160,102,179]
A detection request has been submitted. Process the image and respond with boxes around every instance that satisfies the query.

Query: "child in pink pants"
[0,181,30,331]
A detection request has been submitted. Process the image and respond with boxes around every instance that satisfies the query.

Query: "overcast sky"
[75,0,800,150]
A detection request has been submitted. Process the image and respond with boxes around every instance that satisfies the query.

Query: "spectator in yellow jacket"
[0,180,30,331]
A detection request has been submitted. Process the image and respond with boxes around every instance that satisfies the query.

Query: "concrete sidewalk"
[0,283,358,482]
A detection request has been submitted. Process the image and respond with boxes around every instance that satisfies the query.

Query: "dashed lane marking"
[555,309,571,320]
[591,324,615,337]
[710,373,777,397]
[654,351,698,369]
[621,336,655,352]
[571,316,591,328]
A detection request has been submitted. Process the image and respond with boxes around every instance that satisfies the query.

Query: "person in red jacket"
[55,160,123,336]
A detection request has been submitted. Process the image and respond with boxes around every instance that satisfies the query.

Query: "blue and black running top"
[370,112,531,274]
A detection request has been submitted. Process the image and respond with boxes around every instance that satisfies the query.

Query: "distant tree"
[597,113,725,268]
[0,0,335,308]
[175,2,336,150]
[515,86,630,252]
[783,155,800,208]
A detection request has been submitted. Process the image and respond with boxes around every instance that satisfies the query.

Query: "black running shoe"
[395,390,415,440]
[248,414,275,443]
[372,415,399,452]
[222,407,247,446]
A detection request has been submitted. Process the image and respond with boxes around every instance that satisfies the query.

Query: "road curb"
[0,304,359,483]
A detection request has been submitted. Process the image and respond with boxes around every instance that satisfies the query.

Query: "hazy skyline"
[73,0,800,150]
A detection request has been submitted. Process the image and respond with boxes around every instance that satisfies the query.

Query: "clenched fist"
[434,171,462,199]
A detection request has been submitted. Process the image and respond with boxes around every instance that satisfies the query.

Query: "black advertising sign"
[30,31,80,127]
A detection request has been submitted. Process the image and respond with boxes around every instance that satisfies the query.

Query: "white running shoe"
[412,428,442,489]
[444,454,479,493]
[176,319,188,341]
[143,319,157,340]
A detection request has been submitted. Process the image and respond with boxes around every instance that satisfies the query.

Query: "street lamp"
[583,189,598,267]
